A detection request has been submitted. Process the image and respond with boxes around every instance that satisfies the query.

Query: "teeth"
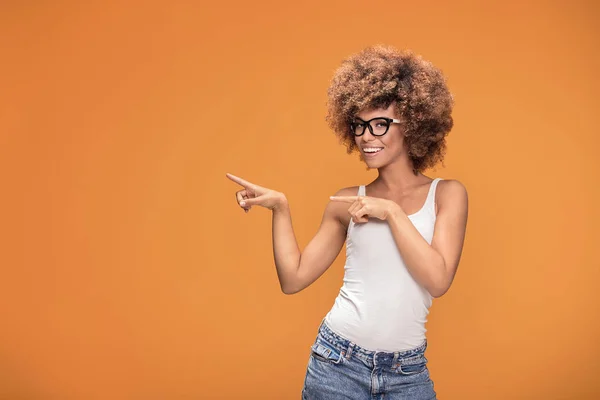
[364,148,383,153]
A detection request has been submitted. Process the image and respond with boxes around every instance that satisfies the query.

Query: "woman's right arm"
[226,173,349,295]
[272,194,347,295]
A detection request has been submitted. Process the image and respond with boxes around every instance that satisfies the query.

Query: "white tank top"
[324,178,442,352]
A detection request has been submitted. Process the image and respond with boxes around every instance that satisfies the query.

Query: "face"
[353,103,407,169]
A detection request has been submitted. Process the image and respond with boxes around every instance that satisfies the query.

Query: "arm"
[272,192,348,295]
[226,173,349,295]
[386,180,468,298]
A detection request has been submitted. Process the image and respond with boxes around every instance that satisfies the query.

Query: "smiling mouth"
[363,148,383,157]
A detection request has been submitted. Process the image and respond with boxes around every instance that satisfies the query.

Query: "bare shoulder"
[436,179,468,212]
[332,186,361,197]
[327,185,361,227]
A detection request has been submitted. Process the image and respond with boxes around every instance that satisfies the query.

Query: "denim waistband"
[317,319,427,366]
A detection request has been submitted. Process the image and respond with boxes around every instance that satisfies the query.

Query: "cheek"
[381,139,395,152]
[385,135,405,151]
[383,142,405,159]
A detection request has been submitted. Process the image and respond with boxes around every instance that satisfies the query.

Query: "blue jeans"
[302,320,437,399]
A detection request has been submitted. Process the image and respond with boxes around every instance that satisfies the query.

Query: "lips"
[363,148,383,157]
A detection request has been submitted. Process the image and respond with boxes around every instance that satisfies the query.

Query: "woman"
[226,45,468,399]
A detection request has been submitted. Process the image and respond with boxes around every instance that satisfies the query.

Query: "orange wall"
[1,1,598,399]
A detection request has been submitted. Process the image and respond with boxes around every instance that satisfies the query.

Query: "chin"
[365,161,382,169]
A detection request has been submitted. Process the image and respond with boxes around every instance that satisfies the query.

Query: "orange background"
[1,1,598,399]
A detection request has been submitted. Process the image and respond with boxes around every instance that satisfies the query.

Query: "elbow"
[281,284,302,295]
[428,275,452,298]
[280,268,305,295]
[428,285,449,298]
[427,265,451,298]
[427,257,451,298]
[281,287,297,295]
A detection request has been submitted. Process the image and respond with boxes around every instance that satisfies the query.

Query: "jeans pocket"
[310,341,345,365]
[395,354,427,375]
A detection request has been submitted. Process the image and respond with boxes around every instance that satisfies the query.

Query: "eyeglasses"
[350,117,402,137]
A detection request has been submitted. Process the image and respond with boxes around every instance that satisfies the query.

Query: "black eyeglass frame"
[350,117,402,137]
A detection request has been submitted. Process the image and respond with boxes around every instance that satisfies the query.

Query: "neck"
[373,157,422,193]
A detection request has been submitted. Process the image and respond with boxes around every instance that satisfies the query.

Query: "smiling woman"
[227,45,468,400]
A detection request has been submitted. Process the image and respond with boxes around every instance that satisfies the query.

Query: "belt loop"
[345,342,355,360]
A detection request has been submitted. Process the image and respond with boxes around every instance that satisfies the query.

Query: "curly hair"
[326,45,454,174]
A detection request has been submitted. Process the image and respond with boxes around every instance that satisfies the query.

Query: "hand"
[329,195,400,223]
[226,173,286,212]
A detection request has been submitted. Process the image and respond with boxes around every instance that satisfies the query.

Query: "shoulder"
[436,179,468,211]
[325,185,361,225]
[332,186,361,197]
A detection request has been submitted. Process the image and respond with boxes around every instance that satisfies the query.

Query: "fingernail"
[240,201,246,207]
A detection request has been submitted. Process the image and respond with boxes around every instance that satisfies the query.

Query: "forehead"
[356,103,397,120]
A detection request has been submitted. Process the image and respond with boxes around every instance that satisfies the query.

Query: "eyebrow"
[354,117,400,122]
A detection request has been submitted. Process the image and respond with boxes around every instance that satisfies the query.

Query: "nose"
[361,127,377,142]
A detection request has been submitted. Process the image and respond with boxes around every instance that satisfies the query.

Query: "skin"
[226,103,468,297]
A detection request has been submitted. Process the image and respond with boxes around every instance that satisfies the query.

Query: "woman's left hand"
[329,195,401,224]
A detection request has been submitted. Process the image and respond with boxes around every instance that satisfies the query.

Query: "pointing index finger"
[226,173,254,189]
[329,196,359,203]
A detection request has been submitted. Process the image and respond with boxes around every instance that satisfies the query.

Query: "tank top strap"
[358,185,366,196]
[423,178,443,214]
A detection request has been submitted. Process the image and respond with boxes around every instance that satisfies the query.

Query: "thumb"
[240,195,265,207]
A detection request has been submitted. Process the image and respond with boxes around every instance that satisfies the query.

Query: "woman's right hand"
[226,173,286,213]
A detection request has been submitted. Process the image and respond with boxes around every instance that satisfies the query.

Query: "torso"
[324,176,444,351]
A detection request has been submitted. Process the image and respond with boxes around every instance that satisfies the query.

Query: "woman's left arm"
[386,180,469,298]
